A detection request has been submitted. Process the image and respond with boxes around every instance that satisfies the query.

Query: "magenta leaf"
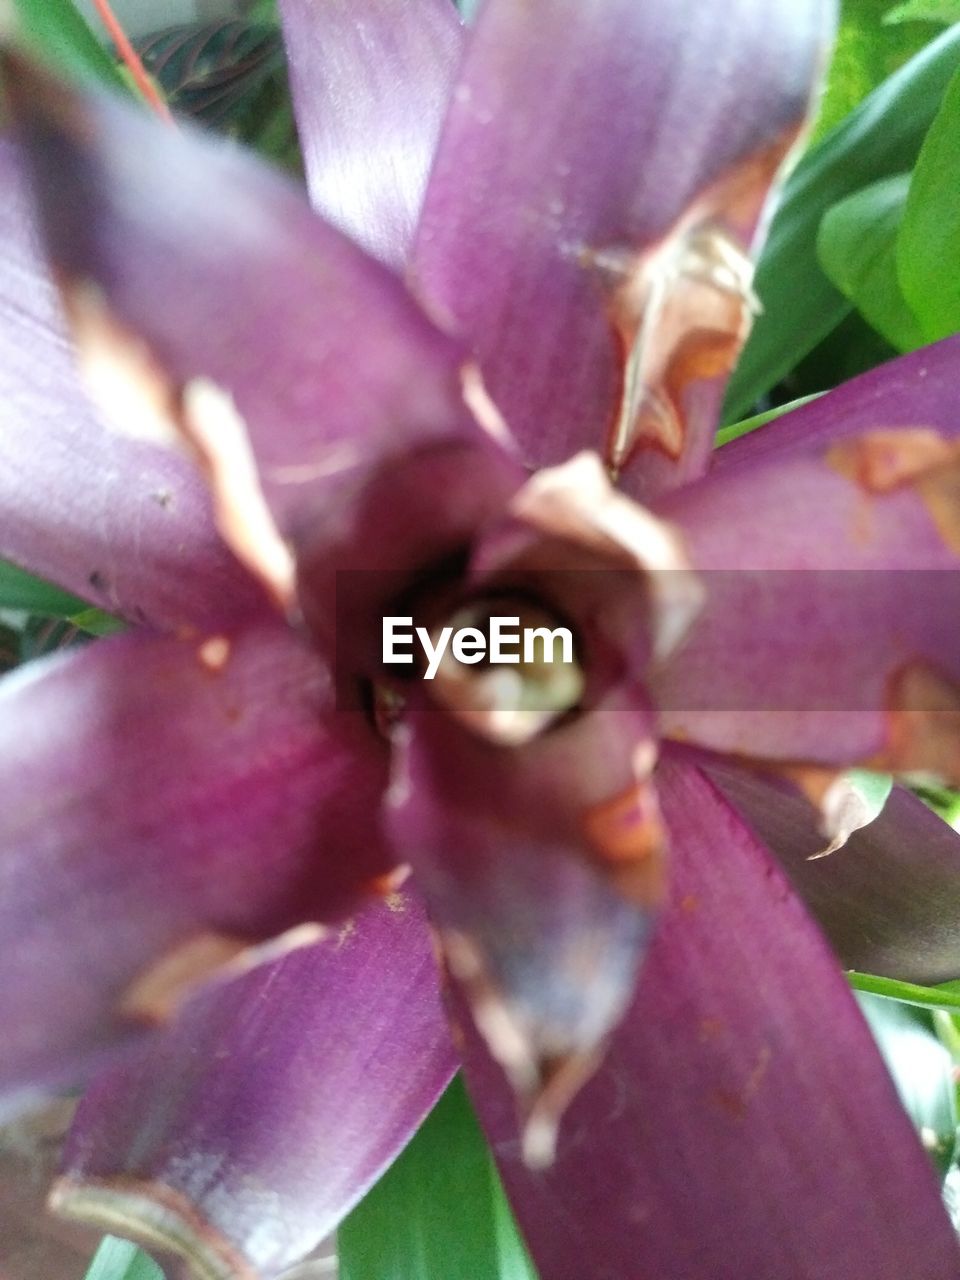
[704,756,960,981]
[415,0,831,497]
[55,898,455,1279]
[456,757,960,1279]
[279,0,463,268]
[0,619,390,1106]
[0,140,261,632]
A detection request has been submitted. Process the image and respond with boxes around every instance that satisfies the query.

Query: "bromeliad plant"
[3,0,960,1276]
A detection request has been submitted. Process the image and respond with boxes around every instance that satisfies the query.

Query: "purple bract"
[1,1,960,1277]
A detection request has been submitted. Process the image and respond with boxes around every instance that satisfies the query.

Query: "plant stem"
[89,0,172,122]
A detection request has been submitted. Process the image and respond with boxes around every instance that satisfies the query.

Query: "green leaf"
[339,1076,538,1280]
[850,973,960,1015]
[814,0,933,141]
[84,1236,164,1280]
[933,1008,960,1067]
[715,393,823,447]
[723,22,960,422]
[817,173,925,349]
[911,782,960,826]
[846,768,894,815]
[0,559,89,616]
[243,0,279,19]
[68,607,125,636]
[783,308,900,403]
[0,622,20,673]
[897,62,960,339]
[885,0,960,24]
[857,993,958,1177]
[10,0,125,89]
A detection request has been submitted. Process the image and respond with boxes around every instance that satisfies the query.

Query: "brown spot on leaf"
[197,636,231,673]
[711,1046,771,1121]
[827,428,960,555]
[119,932,251,1025]
[826,428,959,493]
[713,1087,748,1120]
[60,280,188,451]
[363,866,412,899]
[180,379,296,611]
[582,778,667,909]
[873,662,960,783]
[775,762,841,810]
[2,47,99,151]
[919,459,960,556]
[45,272,296,612]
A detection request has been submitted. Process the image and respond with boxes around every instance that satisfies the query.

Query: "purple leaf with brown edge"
[700,754,960,982]
[386,685,665,1166]
[0,617,392,1111]
[454,756,960,1280]
[278,0,463,269]
[51,897,455,1280]
[715,334,960,472]
[413,0,831,500]
[649,402,960,772]
[2,51,494,613]
[0,140,263,632]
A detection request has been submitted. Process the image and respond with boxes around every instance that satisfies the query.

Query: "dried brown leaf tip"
[119,925,327,1025]
[118,932,252,1026]
[776,763,884,859]
[61,280,188,452]
[593,131,799,476]
[510,452,703,660]
[43,283,295,610]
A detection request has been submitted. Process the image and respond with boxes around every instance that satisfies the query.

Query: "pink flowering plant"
[3,0,960,1277]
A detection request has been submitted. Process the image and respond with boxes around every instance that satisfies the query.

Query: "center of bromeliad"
[383,594,585,747]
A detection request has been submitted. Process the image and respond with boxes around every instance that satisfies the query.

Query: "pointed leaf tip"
[5,46,490,596]
[56,901,455,1279]
[278,0,463,268]
[415,0,833,497]
[387,689,663,1144]
[457,757,960,1280]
